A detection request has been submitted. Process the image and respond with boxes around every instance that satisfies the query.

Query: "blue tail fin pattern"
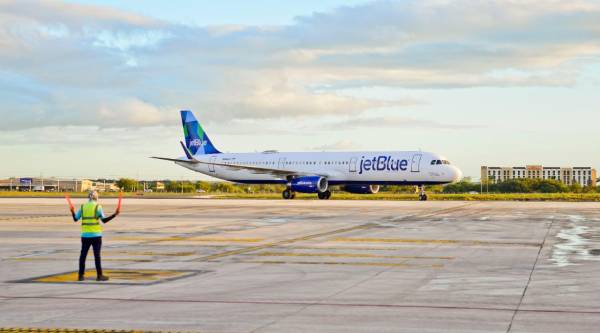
[180,110,221,155]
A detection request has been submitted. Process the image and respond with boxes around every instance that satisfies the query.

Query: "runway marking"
[7,257,157,263]
[194,203,476,262]
[13,269,205,285]
[0,328,196,333]
[0,214,64,221]
[235,260,443,268]
[332,238,541,247]
[113,236,263,243]
[251,251,454,260]
[103,250,196,256]
[2,295,600,316]
[195,224,375,261]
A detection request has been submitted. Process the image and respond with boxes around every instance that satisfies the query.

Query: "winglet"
[180,141,194,160]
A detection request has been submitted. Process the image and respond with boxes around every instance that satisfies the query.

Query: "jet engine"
[290,176,328,193]
[342,184,380,194]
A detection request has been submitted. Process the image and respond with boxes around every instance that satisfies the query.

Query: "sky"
[1,0,599,181]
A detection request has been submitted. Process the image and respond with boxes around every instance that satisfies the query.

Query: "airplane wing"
[151,156,326,178]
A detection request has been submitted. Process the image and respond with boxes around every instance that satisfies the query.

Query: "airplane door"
[278,157,287,169]
[349,157,358,172]
[209,156,217,173]
[411,154,422,172]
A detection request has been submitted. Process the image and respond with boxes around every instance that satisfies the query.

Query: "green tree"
[195,181,211,192]
[443,180,480,193]
[569,182,582,193]
[116,178,138,192]
[533,179,568,193]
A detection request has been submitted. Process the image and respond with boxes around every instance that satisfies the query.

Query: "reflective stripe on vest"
[81,202,102,234]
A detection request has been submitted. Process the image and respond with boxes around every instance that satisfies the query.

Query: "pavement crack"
[506,217,555,333]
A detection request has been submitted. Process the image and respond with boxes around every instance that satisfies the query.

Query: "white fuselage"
[176,150,462,185]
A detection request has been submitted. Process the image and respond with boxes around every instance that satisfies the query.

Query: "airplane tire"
[282,189,293,200]
[419,194,428,201]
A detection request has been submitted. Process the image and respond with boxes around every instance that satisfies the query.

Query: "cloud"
[323,116,482,130]
[312,139,360,151]
[1,0,600,130]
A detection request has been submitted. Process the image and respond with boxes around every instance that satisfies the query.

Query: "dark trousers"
[79,236,102,276]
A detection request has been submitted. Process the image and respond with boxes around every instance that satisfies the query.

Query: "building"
[0,177,94,192]
[154,181,165,191]
[481,165,597,186]
[93,181,120,192]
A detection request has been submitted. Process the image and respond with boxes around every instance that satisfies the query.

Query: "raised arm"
[72,206,82,222]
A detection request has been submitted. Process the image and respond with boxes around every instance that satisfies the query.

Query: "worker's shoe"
[78,275,84,281]
[96,275,109,281]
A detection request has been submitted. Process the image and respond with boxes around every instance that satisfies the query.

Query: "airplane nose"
[451,166,463,182]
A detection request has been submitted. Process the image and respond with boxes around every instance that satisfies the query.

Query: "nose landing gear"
[418,185,428,201]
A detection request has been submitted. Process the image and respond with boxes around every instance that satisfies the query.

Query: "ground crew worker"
[70,190,120,281]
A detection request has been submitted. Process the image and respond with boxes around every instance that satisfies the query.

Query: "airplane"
[152,110,463,200]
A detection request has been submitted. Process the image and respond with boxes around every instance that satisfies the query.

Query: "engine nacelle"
[343,184,380,194]
[290,176,328,193]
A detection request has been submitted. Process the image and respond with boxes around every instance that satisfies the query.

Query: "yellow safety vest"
[81,201,102,234]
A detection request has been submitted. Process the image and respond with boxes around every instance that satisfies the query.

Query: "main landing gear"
[418,185,428,201]
[281,189,332,200]
[282,189,296,200]
[317,190,332,200]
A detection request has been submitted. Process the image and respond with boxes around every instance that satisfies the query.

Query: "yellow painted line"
[32,269,188,283]
[8,257,154,263]
[197,224,375,262]
[332,238,540,246]
[0,328,194,333]
[252,251,453,260]
[113,236,263,243]
[194,204,475,262]
[240,260,443,268]
[103,250,196,257]
[333,238,464,244]
[281,245,462,252]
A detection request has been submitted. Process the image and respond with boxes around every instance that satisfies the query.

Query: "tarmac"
[1,198,600,332]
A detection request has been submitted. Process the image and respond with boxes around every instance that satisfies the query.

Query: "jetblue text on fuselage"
[359,155,408,174]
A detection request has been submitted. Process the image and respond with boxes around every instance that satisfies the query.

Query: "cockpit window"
[431,160,436,165]
[436,160,442,165]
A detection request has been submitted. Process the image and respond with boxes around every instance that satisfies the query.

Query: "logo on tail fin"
[180,110,221,155]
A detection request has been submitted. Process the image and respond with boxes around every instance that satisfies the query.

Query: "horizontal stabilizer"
[150,156,199,164]
[180,141,193,159]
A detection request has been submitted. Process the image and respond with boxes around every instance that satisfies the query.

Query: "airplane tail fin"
[180,110,221,155]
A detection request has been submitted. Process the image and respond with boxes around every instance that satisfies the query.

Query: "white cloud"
[1,0,600,131]
[312,139,360,151]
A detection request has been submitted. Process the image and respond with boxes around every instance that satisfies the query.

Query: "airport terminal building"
[0,178,119,192]
[481,165,597,186]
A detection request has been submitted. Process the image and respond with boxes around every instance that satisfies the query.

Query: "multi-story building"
[481,165,597,186]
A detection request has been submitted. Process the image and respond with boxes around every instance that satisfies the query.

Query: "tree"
[533,179,567,193]
[443,180,480,193]
[116,178,138,192]
[195,181,211,192]
[569,182,582,193]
